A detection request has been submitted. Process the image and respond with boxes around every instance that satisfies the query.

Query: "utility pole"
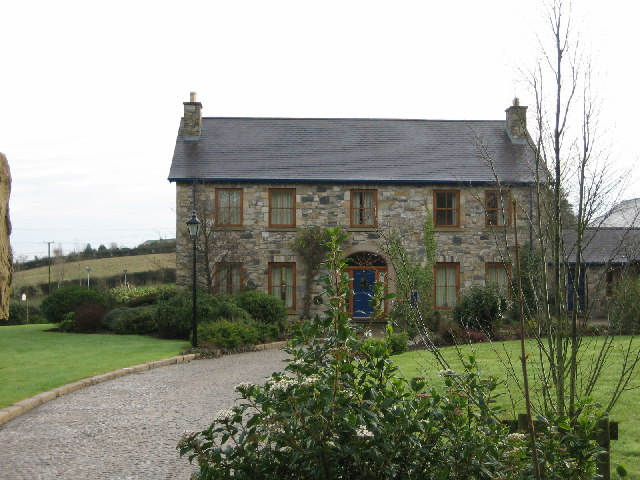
[45,241,54,293]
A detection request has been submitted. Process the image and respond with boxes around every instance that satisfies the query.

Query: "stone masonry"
[175,180,533,318]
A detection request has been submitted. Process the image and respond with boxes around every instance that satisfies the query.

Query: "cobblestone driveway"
[0,348,288,479]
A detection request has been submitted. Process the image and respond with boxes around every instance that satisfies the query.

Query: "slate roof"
[563,228,640,264]
[168,117,535,184]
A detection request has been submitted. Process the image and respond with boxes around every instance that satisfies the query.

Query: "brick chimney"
[183,92,202,141]
[505,97,528,143]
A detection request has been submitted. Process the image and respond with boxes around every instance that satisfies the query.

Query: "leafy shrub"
[452,285,510,335]
[609,275,640,334]
[59,312,76,332]
[103,306,156,334]
[361,330,409,355]
[199,320,259,350]
[234,290,287,325]
[73,301,107,332]
[254,322,280,343]
[105,284,178,307]
[40,285,108,323]
[154,291,229,339]
[8,300,29,325]
[209,302,252,323]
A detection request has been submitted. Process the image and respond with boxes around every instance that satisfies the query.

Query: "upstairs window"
[216,189,243,226]
[216,262,243,294]
[486,190,511,227]
[434,190,460,227]
[269,262,296,309]
[350,190,377,227]
[434,262,459,309]
[269,189,296,227]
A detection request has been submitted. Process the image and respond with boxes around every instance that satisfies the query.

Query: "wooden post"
[596,418,611,480]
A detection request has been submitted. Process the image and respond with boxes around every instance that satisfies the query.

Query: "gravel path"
[0,348,289,480]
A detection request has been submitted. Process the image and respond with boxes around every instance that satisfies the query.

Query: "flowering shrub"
[178,227,607,479]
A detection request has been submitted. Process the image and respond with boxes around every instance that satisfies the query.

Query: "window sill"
[266,227,298,232]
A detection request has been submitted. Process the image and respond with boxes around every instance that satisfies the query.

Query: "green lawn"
[393,337,640,478]
[0,324,188,408]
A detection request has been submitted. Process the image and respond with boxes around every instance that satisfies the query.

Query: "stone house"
[563,227,640,316]
[168,94,536,320]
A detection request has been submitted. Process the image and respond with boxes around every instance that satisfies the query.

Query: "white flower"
[214,409,236,422]
[268,377,296,392]
[356,425,374,439]
[506,432,527,442]
[300,374,321,386]
[235,382,253,392]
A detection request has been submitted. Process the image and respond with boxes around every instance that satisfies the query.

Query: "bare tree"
[520,0,638,419]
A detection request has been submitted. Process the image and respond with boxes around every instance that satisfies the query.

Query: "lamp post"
[186,210,201,348]
[86,266,92,289]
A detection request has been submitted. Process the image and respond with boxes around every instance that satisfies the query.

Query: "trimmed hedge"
[40,285,108,323]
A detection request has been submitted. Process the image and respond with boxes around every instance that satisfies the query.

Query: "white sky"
[2,0,638,260]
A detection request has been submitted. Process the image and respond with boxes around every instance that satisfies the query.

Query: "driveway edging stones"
[0,353,197,426]
[0,339,289,427]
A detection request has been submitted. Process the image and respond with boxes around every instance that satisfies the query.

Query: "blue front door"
[353,269,376,318]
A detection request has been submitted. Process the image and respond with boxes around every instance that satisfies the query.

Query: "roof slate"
[563,228,640,264]
[168,117,535,184]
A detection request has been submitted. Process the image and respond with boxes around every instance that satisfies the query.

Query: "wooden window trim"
[485,190,512,227]
[268,262,297,310]
[215,188,243,226]
[433,262,460,310]
[350,189,378,228]
[433,190,460,228]
[269,188,296,228]
[216,262,243,294]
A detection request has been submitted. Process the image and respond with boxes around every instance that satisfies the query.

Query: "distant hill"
[13,253,175,294]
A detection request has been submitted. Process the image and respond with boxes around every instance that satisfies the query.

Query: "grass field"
[0,324,188,408]
[13,253,174,290]
[393,338,640,478]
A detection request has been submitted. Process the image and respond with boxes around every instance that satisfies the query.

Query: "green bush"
[59,312,76,332]
[154,291,229,339]
[73,301,107,332]
[609,275,640,334]
[40,286,108,323]
[362,331,409,355]
[8,300,30,325]
[105,284,177,307]
[103,306,157,335]
[452,285,510,335]
[199,320,259,350]
[234,290,287,325]
[209,302,252,323]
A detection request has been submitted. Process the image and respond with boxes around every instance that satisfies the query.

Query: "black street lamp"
[186,210,201,348]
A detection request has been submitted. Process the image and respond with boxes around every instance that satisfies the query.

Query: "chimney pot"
[190,92,197,102]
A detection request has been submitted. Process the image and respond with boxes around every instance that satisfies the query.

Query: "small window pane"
[435,263,459,308]
[434,191,459,227]
[270,190,295,226]
[351,190,377,227]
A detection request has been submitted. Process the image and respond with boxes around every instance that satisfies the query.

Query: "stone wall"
[0,153,12,322]
[174,181,533,317]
